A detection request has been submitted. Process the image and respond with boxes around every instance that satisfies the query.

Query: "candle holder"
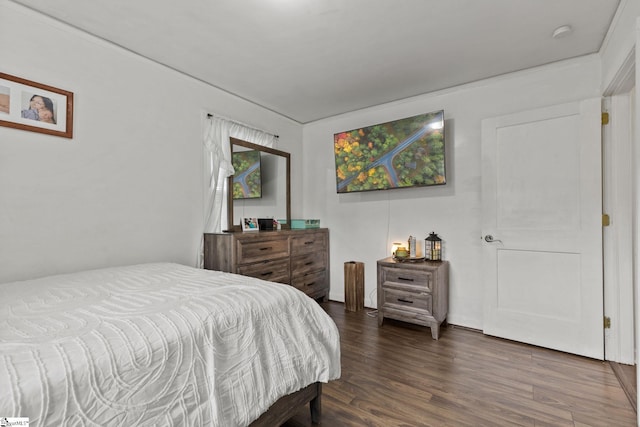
[394,246,409,260]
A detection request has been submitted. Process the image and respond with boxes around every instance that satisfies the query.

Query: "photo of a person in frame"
[38,98,56,124]
[21,93,56,124]
[0,86,9,115]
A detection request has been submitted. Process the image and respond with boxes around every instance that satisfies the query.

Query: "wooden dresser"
[204,229,330,301]
[377,257,449,339]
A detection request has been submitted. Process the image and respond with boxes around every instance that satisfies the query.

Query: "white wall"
[0,1,303,283]
[303,57,602,329]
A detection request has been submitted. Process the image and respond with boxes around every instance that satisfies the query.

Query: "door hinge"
[602,112,610,125]
[602,214,610,226]
[604,316,611,329]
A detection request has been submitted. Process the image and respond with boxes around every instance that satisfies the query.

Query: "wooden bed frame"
[250,382,322,426]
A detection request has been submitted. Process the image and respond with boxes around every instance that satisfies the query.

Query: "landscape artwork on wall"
[232,150,262,199]
[334,110,445,193]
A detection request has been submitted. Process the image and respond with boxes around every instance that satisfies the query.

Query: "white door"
[481,99,603,359]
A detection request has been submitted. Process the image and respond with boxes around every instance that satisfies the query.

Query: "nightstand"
[377,257,449,339]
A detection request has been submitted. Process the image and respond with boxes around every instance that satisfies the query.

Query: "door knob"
[484,235,503,244]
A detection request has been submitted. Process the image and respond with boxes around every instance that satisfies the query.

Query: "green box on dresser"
[377,257,449,339]
[204,229,330,301]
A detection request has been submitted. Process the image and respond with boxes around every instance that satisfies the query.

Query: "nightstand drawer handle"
[397,298,413,304]
[304,241,314,245]
[398,277,414,282]
[260,271,273,277]
[305,261,314,265]
[259,247,273,251]
[306,282,316,287]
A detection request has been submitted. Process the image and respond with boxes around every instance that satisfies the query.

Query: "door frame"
[602,48,635,364]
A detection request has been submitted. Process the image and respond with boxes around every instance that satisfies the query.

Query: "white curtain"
[199,115,277,267]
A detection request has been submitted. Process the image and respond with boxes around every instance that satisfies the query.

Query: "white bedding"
[0,263,341,426]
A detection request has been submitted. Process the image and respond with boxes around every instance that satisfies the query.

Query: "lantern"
[425,232,442,261]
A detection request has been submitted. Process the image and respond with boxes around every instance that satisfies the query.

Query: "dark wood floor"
[284,301,637,427]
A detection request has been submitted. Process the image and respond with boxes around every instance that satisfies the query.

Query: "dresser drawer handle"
[398,277,414,282]
[397,298,413,304]
[304,241,314,245]
[305,282,316,287]
[259,247,273,251]
[260,272,273,277]
[305,261,314,266]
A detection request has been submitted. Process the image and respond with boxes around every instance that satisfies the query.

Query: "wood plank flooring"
[611,362,637,412]
[284,301,636,427]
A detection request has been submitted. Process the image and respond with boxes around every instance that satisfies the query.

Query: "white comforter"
[0,263,341,426]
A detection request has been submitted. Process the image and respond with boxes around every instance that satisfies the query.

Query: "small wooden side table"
[377,257,449,339]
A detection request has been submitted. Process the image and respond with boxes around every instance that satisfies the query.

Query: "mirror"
[225,137,291,231]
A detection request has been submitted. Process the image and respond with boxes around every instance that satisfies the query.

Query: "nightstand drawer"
[380,266,432,291]
[237,259,290,283]
[291,232,327,256]
[237,237,289,264]
[382,286,432,313]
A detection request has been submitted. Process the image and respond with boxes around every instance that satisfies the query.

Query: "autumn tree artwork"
[232,150,262,199]
[334,110,445,193]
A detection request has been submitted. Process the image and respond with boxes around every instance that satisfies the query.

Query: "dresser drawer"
[291,270,327,298]
[380,266,432,291]
[382,286,432,314]
[291,232,327,256]
[236,237,289,264]
[236,258,290,283]
[291,252,326,276]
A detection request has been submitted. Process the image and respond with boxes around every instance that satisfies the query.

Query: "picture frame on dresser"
[242,217,259,231]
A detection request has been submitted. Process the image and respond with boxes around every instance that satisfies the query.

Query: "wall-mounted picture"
[0,85,9,115]
[334,110,445,194]
[232,150,262,199]
[241,217,259,232]
[0,72,74,138]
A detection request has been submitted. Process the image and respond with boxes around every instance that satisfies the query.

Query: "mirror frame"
[227,137,291,232]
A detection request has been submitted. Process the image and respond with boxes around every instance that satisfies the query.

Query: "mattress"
[0,263,341,426]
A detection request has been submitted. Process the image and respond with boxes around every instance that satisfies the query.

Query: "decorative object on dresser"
[394,246,409,260]
[390,242,403,257]
[424,231,443,260]
[204,228,330,301]
[241,217,259,231]
[377,257,449,339]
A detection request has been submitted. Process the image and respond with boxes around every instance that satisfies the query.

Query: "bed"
[0,263,341,426]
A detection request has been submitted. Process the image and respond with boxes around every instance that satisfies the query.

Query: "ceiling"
[13,0,620,124]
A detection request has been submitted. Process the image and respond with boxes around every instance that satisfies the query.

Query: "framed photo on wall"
[241,217,259,232]
[0,72,74,139]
